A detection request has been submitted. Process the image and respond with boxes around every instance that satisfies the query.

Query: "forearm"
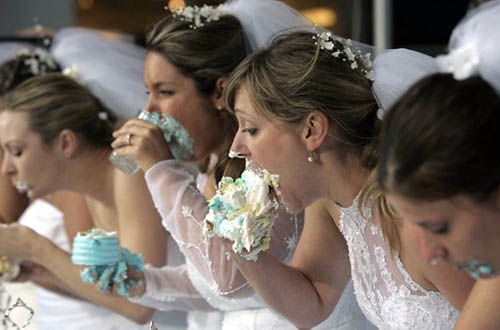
[231,251,336,329]
[146,160,250,296]
[129,264,215,311]
[454,279,500,330]
[35,237,155,324]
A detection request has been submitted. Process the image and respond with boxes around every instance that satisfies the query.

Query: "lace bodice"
[141,159,303,312]
[339,197,459,330]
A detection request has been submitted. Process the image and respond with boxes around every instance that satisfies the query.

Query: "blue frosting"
[140,111,194,160]
[77,246,144,297]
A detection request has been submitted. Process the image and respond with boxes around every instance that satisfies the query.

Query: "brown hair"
[146,13,247,181]
[0,73,118,150]
[379,73,500,202]
[224,31,405,250]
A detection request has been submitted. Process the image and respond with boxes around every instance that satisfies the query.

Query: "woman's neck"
[324,151,371,208]
[61,148,115,205]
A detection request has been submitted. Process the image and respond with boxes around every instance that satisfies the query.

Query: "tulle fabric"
[142,159,302,311]
[372,48,439,117]
[220,0,312,54]
[50,27,148,120]
[446,0,500,95]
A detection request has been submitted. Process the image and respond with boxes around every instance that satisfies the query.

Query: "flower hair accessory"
[168,4,222,29]
[312,28,374,82]
[17,48,59,76]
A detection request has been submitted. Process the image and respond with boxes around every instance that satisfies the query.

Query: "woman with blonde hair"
[224,30,475,329]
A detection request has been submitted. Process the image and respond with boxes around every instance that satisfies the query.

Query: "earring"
[307,150,317,163]
[216,105,224,111]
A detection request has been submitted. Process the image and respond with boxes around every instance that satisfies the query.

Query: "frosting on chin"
[15,181,32,193]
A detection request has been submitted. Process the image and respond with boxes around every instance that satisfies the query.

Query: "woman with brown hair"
[111,1,372,329]
[378,2,500,329]
[224,30,475,329]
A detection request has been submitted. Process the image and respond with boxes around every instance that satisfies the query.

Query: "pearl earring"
[216,105,224,111]
[307,151,316,163]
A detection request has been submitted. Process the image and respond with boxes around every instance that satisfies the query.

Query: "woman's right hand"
[111,118,174,172]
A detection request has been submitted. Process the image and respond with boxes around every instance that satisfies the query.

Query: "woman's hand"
[112,118,174,172]
[0,224,41,261]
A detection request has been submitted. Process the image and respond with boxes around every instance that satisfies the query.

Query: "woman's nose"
[1,155,15,177]
[230,132,249,158]
[417,229,449,265]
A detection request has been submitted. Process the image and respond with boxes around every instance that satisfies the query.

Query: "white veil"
[51,28,148,120]
[372,49,439,117]
[439,0,500,95]
[220,0,313,53]
[374,0,500,118]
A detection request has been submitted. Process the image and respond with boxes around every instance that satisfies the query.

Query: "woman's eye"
[160,90,174,96]
[433,224,449,235]
[242,128,258,135]
[12,149,22,157]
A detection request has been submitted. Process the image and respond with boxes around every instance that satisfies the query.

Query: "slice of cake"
[203,165,281,261]
[71,228,121,266]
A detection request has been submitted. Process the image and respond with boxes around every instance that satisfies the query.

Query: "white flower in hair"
[63,64,86,85]
[312,27,374,82]
[169,4,222,29]
[436,42,479,80]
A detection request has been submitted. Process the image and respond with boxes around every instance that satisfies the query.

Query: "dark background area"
[0,0,473,55]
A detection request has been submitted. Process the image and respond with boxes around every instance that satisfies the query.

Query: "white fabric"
[18,199,159,330]
[142,159,374,329]
[0,43,33,66]
[372,49,439,117]
[220,0,312,54]
[50,27,148,120]
[339,196,459,330]
[440,0,500,94]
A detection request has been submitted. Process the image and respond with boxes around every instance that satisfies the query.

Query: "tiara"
[168,4,222,29]
[312,29,374,82]
[17,48,59,76]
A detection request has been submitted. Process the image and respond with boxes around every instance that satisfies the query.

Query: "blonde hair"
[225,31,402,250]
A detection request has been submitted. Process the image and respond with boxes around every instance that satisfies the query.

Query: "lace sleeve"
[128,264,215,311]
[145,159,252,299]
[144,160,303,306]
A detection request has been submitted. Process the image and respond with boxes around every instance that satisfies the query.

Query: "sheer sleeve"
[144,160,303,309]
[128,264,215,311]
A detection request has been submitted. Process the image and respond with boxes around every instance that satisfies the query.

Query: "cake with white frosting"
[203,166,280,261]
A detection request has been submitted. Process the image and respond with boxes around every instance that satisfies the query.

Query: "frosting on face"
[203,163,281,261]
[138,111,194,160]
[457,259,495,279]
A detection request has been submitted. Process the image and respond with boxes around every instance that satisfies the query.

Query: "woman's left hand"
[112,118,174,173]
[0,224,40,261]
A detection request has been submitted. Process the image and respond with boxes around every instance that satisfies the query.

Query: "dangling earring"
[307,150,317,163]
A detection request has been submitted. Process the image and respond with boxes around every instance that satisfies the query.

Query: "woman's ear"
[55,129,79,159]
[213,77,228,109]
[301,110,329,151]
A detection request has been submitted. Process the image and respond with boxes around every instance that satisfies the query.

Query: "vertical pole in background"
[373,0,392,54]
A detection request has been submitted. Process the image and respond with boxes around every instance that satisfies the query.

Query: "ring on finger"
[125,133,132,146]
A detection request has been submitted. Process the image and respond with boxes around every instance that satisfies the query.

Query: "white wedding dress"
[131,159,375,329]
[339,196,459,330]
[18,199,188,330]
